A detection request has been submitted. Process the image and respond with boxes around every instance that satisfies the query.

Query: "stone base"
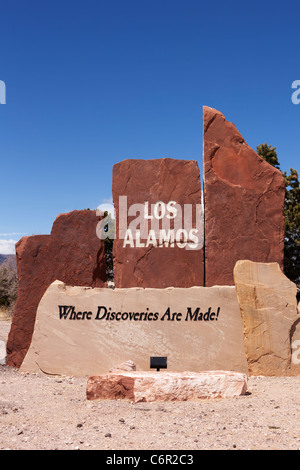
[86,370,248,402]
[19,281,248,376]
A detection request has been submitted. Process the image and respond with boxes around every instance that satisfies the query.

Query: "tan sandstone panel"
[112,158,204,288]
[203,107,285,287]
[20,280,248,376]
[234,260,300,376]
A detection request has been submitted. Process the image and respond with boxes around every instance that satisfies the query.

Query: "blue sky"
[0,0,299,253]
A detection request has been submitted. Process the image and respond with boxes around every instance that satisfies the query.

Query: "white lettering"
[176,229,188,248]
[144,201,153,219]
[188,228,199,249]
[153,201,165,220]
[0,80,6,104]
[159,229,175,247]
[166,200,177,219]
[291,80,300,105]
[146,229,157,247]
[123,229,134,247]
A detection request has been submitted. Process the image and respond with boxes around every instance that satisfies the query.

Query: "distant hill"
[0,254,17,268]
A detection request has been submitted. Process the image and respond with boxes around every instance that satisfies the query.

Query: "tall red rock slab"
[6,210,107,368]
[203,107,285,286]
[112,158,204,288]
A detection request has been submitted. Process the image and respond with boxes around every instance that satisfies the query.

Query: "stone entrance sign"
[19,280,248,376]
[6,106,294,379]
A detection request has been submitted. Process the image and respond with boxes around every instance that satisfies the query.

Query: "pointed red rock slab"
[6,210,107,368]
[112,158,204,288]
[203,107,285,287]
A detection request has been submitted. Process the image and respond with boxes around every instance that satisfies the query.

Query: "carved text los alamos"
[58,305,220,322]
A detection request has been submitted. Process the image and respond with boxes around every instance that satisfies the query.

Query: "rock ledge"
[86,370,248,402]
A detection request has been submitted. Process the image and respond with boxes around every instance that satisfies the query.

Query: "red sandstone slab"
[112,158,204,288]
[86,370,248,402]
[6,210,107,368]
[203,107,285,287]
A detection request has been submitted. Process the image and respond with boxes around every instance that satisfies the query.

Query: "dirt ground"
[1,319,300,451]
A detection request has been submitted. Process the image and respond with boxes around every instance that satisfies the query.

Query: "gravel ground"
[1,320,300,451]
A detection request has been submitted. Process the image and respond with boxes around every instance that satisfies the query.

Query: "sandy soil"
[1,320,300,451]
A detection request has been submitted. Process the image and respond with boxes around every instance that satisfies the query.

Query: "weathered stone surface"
[7,210,107,368]
[0,340,6,365]
[234,260,300,376]
[112,158,204,288]
[86,370,248,402]
[203,107,285,287]
[109,360,136,373]
[19,280,248,376]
